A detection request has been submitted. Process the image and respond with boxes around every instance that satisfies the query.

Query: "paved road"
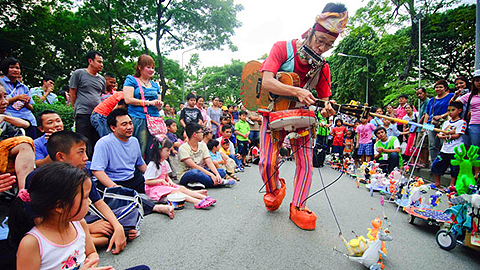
[99,161,480,269]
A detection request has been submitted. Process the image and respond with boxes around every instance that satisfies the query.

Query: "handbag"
[85,186,144,234]
[134,77,167,141]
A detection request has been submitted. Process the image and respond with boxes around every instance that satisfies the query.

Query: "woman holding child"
[123,55,163,160]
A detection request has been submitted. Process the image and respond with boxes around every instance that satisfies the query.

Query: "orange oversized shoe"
[263,178,286,211]
[289,203,317,230]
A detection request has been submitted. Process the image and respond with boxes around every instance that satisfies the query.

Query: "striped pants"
[258,115,313,208]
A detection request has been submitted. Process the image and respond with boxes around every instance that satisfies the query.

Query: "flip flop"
[195,197,214,209]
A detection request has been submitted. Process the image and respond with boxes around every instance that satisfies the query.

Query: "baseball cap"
[221,106,228,111]
[222,138,230,145]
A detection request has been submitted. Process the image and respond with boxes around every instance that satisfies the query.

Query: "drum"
[269,109,316,131]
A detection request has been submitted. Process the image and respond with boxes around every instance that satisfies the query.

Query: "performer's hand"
[321,100,337,118]
[296,88,316,106]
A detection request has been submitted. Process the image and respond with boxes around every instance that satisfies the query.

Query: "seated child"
[165,119,181,180]
[430,101,466,189]
[247,139,260,165]
[145,138,216,209]
[9,163,149,270]
[207,139,240,181]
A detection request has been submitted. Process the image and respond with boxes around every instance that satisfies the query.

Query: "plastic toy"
[341,233,370,257]
[345,229,393,270]
[451,144,480,195]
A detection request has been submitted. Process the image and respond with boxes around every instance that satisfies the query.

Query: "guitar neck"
[275,94,369,119]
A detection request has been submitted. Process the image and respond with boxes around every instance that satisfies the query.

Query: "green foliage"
[32,96,74,131]
[193,59,245,105]
[330,2,475,107]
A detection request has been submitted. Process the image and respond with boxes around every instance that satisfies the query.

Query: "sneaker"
[222,179,236,187]
[187,182,205,190]
[236,167,244,172]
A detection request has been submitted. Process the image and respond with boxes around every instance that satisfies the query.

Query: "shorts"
[430,152,459,178]
[332,145,344,155]
[357,143,373,156]
[237,140,249,156]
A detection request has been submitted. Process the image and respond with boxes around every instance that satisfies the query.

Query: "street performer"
[259,3,348,230]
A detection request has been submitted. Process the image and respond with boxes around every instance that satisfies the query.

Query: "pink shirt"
[459,93,480,124]
[356,123,376,144]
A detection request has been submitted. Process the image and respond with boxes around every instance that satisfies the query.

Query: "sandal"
[205,196,217,204]
[195,197,214,209]
[228,173,241,181]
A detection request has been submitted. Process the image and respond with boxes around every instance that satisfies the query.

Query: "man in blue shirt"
[91,108,146,193]
[30,75,58,104]
[33,110,64,167]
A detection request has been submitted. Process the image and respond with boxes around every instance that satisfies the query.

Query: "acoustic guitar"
[239,60,368,118]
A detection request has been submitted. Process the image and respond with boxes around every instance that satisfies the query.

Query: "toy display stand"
[404,206,452,227]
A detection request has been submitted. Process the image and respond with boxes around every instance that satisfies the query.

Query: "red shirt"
[332,126,347,146]
[260,40,332,99]
[93,91,124,116]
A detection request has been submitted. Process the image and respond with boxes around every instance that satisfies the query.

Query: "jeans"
[76,113,99,159]
[469,124,480,147]
[229,154,242,167]
[90,112,111,138]
[179,168,227,188]
[131,116,153,162]
[428,130,441,163]
[378,152,400,174]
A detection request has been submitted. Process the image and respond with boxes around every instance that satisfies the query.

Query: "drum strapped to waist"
[268,108,316,132]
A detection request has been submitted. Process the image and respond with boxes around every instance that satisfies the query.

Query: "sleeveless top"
[26,221,86,270]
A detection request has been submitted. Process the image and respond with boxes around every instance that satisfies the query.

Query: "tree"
[192,59,245,104]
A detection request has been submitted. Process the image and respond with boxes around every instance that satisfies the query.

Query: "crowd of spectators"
[316,72,480,192]
[0,53,261,269]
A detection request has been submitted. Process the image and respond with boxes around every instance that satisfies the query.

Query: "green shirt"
[316,113,329,136]
[374,136,403,167]
[235,120,250,141]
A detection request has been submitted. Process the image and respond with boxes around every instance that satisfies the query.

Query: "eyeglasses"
[314,34,334,50]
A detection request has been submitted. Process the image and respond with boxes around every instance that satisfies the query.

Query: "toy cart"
[404,206,452,227]
[435,196,480,251]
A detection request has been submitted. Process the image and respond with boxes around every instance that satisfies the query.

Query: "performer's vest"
[279,40,295,72]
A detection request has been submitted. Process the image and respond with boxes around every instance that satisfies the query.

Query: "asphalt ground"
[98,161,480,270]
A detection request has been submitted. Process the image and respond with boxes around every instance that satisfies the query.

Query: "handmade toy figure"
[346,229,393,269]
[407,185,430,207]
[341,233,370,257]
[451,144,480,195]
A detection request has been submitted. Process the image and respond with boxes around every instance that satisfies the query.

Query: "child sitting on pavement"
[217,124,243,171]
[165,119,181,181]
[430,101,467,190]
[145,138,216,209]
[207,139,240,181]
